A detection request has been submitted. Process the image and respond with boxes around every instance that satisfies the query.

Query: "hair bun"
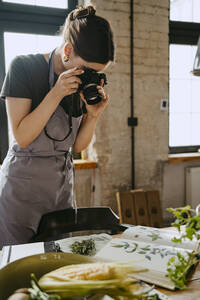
[71,6,96,21]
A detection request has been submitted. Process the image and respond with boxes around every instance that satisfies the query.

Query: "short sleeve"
[0,56,32,100]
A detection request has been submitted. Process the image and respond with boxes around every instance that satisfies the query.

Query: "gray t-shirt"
[0,54,86,116]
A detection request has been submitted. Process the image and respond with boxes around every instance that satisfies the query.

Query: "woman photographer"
[0,5,114,248]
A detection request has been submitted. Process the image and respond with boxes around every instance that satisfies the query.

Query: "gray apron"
[0,51,83,248]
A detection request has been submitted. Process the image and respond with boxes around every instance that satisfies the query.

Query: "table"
[0,236,200,299]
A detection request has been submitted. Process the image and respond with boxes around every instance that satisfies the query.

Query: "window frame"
[169,20,200,154]
[0,0,78,163]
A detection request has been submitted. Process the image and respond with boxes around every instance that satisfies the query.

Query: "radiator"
[186,167,200,209]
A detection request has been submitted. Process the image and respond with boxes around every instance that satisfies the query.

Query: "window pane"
[170,0,200,23]
[191,114,200,144]
[191,80,200,113]
[4,32,62,144]
[169,113,191,146]
[170,45,194,80]
[4,32,62,71]
[2,0,68,9]
[169,44,200,147]
[169,80,191,113]
[193,0,200,23]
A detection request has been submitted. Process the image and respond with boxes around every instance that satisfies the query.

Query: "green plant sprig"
[167,205,200,242]
[166,205,200,289]
[166,251,200,289]
[28,274,60,300]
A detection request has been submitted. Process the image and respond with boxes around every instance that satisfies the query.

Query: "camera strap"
[44,49,72,142]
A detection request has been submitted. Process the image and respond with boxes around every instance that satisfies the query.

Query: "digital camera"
[78,68,107,105]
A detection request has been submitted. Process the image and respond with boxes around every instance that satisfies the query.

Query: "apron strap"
[48,49,55,90]
[44,49,73,142]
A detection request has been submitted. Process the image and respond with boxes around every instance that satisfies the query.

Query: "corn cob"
[38,261,148,299]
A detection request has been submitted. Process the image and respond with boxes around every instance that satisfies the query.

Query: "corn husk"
[38,261,149,299]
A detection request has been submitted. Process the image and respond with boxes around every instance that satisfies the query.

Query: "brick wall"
[134,0,169,190]
[75,0,169,216]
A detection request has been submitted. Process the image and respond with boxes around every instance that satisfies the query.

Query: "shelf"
[168,153,200,163]
[74,159,97,170]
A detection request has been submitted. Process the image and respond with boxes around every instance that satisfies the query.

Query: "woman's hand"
[80,80,109,118]
[73,80,109,152]
[53,67,84,99]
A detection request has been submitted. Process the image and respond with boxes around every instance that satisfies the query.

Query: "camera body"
[78,68,107,105]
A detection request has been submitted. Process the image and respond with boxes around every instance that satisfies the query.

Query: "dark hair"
[62,5,115,64]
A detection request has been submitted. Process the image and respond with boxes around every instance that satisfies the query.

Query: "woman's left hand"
[80,80,109,118]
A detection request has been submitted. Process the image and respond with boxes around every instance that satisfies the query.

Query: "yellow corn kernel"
[45,263,116,281]
[38,261,147,298]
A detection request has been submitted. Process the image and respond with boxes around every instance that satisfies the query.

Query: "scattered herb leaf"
[70,238,96,256]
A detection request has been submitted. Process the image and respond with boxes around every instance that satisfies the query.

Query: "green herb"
[166,205,200,289]
[166,251,197,289]
[167,205,200,242]
[28,274,60,300]
[70,238,96,255]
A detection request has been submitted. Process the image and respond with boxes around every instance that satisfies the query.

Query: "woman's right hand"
[53,67,84,99]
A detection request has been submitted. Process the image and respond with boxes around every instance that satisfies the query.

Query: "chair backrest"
[116,189,163,227]
[31,206,126,242]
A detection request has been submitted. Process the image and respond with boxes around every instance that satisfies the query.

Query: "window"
[170,0,200,23]
[4,32,62,71]
[169,45,200,147]
[2,0,68,9]
[169,0,200,153]
[4,32,62,145]
[0,0,77,163]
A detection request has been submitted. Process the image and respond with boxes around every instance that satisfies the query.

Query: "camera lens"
[77,68,107,105]
[83,84,102,105]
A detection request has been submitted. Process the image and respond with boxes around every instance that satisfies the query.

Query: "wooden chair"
[30,206,127,242]
[116,190,163,228]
